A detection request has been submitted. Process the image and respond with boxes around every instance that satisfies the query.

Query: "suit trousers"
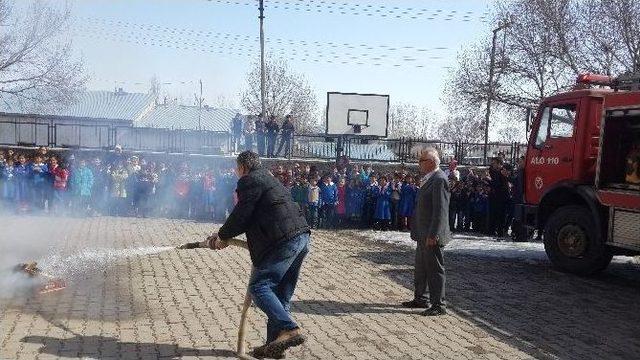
[414,241,446,308]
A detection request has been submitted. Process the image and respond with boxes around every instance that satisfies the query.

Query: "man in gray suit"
[401,147,451,316]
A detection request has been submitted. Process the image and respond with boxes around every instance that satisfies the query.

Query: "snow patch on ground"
[353,230,639,265]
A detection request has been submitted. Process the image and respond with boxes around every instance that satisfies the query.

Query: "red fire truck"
[516,73,640,275]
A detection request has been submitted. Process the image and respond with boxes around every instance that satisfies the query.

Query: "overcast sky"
[69,0,492,115]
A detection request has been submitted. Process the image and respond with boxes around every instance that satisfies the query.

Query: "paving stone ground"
[1,216,639,360]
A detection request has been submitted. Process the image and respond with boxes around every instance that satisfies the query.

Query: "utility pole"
[195,79,204,131]
[483,18,512,164]
[259,0,266,121]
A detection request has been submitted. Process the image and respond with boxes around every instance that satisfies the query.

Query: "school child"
[457,181,471,231]
[374,176,392,230]
[70,159,94,216]
[390,173,402,230]
[449,177,461,232]
[346,178,364,224]
[202,168,216,219]
[319,175,338,229]
[291,177,308,212]
[109,161,129,216]
[336,177,347,228]
[1,157,15,210]
[361,174,379,228]
[307,176,320,229]
[134,165,156,218]
[174,164,191,218]
[31,155,49,211]
[398,175,418,231]
[49,157,69,215]
[14,155,31,212]
[469,183,489,233]
[89,157,108,215]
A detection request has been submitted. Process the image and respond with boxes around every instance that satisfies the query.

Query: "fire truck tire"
[543,205,612,275]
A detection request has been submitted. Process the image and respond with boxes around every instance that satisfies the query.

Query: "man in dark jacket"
[207,151,310,358]
[255,115,266,156]
[231,113,244,153]
[276,114,295,157]
[488,157,509,237]
[265,115,280,158]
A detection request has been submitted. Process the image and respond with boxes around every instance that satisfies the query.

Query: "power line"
[74,29,452,69]
[77,25,447,67]
[80,17,452,54]
[205,0,491,22]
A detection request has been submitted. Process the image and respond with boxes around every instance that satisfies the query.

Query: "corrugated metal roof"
[0,90,155,121]
[136,104,239,132]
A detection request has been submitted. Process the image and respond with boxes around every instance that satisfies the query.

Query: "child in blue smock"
[374,176,392,231]
[398,175,418,231]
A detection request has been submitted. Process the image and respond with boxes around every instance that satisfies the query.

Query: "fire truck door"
[527,102,578,203]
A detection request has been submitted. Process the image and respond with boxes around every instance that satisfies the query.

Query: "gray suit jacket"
[410,169,451,246]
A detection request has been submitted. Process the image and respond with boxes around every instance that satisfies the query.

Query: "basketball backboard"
[326,92,390,137]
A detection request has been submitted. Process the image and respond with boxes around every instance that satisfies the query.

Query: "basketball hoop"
[326,92,390,138]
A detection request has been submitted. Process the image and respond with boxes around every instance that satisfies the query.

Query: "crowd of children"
[0,147,237,220]
[275,156,522,239]
[0,147,523,238]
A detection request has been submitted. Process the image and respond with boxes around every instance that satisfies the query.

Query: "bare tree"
[240,57,319,133]
[388,102,432,138]
[434,114,485,143]
[444,0,640,141]
[583,0,640,73]
[0,0,86,111]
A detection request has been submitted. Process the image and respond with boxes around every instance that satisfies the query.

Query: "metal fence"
[0,120,527,166]
[0,120,50,147]
[291,134,526,166]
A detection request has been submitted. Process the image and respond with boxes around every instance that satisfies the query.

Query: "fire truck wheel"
[543,205,612,275]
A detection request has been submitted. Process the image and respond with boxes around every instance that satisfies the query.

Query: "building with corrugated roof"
[0,89,237,150]
[137,103,239,131]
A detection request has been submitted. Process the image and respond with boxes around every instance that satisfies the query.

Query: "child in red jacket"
[49,157,69,214]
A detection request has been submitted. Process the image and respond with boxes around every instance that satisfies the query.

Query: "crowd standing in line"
[0,146,525,239]
[232,114,296,158]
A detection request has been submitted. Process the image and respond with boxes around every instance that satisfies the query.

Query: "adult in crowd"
[402,147,450,316]
[266,115,280,158]
[255,115,267,157]
[243,115,255,151]
[488,157,509,237]
[231,113,244,153]
[207,151,310,359]
[277,114,295,157]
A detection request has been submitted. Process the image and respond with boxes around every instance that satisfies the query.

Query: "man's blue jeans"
[249,232,310,343]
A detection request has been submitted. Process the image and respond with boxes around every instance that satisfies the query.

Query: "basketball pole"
[259,0,266,122]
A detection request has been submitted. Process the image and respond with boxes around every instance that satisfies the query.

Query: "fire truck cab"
[518,73,640,275]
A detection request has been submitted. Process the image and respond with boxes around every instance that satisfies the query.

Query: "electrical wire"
[74,28,451,69]
[77,24,446,67]
[81,17,451,54]
[205,0,491,22]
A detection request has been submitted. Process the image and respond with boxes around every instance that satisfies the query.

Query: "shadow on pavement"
[356,246,640,360]
[292,299,410,316]
[21,335,237,359]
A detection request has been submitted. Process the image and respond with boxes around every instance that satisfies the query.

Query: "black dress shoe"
[401,299,429,308]
[420,306,447,316]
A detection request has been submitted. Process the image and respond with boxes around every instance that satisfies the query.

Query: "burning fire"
[13,262,67,294]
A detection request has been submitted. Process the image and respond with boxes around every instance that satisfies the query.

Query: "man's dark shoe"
[401,299,428,308]
[264,333,307,359]
[251,344,285,359]
[420,306,447,316]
